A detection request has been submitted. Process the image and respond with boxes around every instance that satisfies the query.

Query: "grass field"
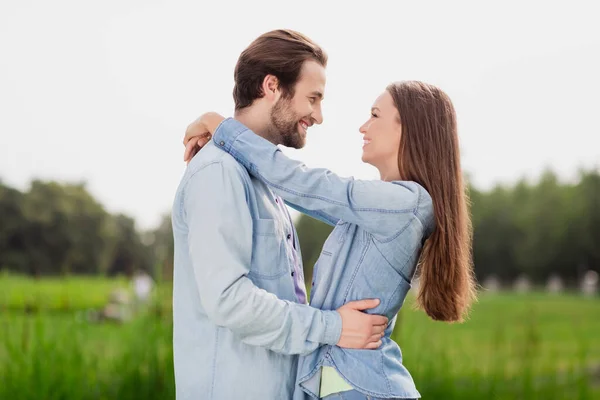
[1,274,598,399]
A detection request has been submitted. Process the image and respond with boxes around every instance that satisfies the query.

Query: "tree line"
[1,168,598,287]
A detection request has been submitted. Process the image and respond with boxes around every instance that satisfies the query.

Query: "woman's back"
[295,182,434,399]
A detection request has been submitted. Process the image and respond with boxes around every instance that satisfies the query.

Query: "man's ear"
[262,74,280,102]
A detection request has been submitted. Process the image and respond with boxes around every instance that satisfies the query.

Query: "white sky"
[1,0,599,230]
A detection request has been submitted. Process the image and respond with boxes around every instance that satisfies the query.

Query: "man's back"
[171,141,341,399]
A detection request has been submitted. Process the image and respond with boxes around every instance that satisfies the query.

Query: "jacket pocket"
[249,218,287,279]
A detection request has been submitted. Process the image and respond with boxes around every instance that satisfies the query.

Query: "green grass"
[0,312,174,400]
[393,292,600,399]
[0,272,172,314]
[0,272,133,312]
[1,274,598,399]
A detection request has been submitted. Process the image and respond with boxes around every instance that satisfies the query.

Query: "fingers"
[184,138,200,162]
[345,298,380,311]
[184,135,213,162]
[183,119,210,145]
[371,315,389,326]
[371,323,387,336]
[365,340,382,349]
[368,332,384,343]
[183,123,197,145]
[187,147,199,164]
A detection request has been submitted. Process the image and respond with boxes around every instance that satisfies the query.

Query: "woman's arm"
[211,118,431,239]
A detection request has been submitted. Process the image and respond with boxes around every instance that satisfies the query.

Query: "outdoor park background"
[1,1,599,399]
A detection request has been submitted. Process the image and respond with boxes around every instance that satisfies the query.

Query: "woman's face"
[359,90,402,174]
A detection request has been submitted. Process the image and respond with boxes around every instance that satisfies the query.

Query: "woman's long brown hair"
[387,81,477,322]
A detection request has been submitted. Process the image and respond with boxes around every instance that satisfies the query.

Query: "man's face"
[270,60,326,149]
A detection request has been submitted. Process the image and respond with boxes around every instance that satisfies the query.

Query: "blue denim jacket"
[171,141,342,400]
[213,118,436,399]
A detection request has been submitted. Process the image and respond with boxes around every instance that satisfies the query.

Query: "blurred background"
[1,1,598,399]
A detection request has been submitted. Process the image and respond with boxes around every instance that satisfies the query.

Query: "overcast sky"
[1,0,598,229]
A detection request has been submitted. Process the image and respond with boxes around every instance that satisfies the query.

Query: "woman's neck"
[378,162,401,182]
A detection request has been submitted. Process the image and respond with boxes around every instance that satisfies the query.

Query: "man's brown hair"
[233,29,327,111]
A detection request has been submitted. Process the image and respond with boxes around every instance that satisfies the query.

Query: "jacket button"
[219,141,225,146]
[287,234,292,240]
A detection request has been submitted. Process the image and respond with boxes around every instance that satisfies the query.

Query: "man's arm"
[183,161,387,354]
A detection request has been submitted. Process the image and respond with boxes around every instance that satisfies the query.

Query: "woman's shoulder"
[389,180,435,235]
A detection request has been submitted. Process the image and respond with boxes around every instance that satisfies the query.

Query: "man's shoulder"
[184,142,250,184]
[189,142,247,173]
[172,142,251,220]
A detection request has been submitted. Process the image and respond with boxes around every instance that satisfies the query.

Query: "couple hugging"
[171,29,476,400]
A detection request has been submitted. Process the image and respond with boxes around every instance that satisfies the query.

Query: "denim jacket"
[213,118,435,399]
[171,140,342,400]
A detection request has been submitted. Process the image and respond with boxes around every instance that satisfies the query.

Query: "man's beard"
[269,97,306,149]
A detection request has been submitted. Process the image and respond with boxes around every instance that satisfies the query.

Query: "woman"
[183,81,477,400]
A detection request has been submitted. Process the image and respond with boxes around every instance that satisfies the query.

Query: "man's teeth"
[300,121,308,130]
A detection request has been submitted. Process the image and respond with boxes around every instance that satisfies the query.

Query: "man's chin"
[294,140,306,149]
[287,141,306,150]
[281,132,306,149]
[295,133,307,148]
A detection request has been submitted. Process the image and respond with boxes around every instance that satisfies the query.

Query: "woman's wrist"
[204,112,225,134]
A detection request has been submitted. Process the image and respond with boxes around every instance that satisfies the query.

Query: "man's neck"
[234,107,280,145]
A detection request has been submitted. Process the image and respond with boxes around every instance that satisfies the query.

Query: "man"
[171,30,388,399]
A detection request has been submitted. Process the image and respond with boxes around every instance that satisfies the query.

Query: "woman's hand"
[183,112,226,163]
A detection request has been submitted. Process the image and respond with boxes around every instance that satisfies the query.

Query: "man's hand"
[183,112,226,164]
[336,299,388,349]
